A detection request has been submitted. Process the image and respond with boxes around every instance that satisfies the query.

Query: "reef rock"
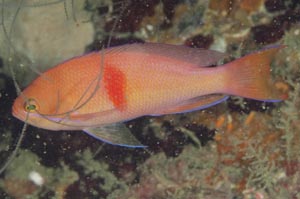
[0,0,94,86]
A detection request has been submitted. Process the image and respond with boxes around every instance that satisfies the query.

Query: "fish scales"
[12,43,284,147]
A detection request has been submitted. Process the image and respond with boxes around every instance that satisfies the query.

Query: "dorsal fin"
[104,43,226,67]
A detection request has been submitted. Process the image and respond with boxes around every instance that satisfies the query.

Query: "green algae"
[107,144,224,198]
[0,149,78,199]
[74,148,128,194]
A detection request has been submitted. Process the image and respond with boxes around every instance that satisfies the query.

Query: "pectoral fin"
[83,123,146,148]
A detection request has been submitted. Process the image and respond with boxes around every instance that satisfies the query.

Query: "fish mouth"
[12,101,25,121]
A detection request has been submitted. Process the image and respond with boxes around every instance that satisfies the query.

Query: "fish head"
[12,75,65,130]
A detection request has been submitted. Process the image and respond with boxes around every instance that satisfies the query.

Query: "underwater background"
[0,0,300,198]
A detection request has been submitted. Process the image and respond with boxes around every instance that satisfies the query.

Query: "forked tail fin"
[223,45,285,102]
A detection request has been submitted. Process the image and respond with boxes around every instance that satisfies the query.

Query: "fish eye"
[24,98,39,113]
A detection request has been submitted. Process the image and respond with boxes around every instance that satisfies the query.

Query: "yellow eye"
[24,99,39,112]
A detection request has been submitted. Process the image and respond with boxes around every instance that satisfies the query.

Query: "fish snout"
[12,100,25,121]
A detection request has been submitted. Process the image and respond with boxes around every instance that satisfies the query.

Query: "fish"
[12,43,284,147]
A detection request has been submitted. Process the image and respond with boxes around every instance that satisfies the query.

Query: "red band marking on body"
[103,65,127,110]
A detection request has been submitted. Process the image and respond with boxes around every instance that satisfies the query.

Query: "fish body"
[12,43,283,147]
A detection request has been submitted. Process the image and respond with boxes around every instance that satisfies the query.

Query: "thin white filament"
[0,118,28,175]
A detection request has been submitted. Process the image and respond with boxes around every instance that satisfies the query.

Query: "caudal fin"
[223,45,285,102]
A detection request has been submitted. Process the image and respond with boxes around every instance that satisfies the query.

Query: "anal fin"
[151,94,229,116]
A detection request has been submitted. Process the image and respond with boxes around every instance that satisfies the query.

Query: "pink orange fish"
[12,43,283,147]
